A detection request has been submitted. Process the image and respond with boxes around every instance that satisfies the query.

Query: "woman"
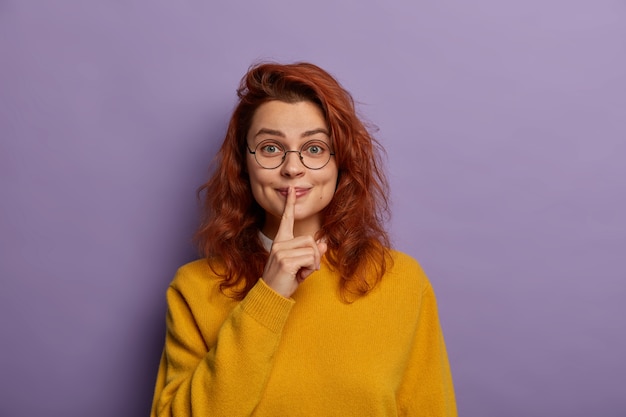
[151,62,457,416]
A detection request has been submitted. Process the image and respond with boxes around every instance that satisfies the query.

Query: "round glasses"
[247,139,335,170]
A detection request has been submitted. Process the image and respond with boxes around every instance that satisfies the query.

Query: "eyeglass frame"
[246,139,336,170]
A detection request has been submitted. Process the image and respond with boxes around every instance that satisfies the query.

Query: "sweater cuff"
[239,279,295,333]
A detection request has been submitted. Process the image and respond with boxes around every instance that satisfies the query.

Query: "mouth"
[277,187,311,198]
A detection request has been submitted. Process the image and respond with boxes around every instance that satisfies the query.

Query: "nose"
[280,150,305,177]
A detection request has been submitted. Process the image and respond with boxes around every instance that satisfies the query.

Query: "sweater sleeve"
[150,274,295,417]
[396,281,458,417]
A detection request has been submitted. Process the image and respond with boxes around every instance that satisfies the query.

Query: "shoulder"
[167,257,241,313]
[169,257,226,294]
[387,250,429,281]
[383,249,432,293]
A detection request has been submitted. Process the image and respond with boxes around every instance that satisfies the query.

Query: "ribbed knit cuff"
[239,279,295,333]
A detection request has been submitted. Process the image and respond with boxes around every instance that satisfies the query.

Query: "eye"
[303,141,328,156]
[258,141,284,156]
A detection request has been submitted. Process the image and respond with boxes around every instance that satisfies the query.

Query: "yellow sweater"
[151,250,457,416]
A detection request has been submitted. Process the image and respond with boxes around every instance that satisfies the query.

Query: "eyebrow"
[254,127,330,138]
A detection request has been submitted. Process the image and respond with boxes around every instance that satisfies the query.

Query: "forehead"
[247,100,328,140]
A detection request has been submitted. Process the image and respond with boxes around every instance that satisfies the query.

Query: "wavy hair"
[195,62,392,301]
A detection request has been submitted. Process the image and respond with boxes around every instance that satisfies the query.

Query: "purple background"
[1,1,625,416]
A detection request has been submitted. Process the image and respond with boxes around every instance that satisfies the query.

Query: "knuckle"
[275,254,293,269]
[273,251,286,263]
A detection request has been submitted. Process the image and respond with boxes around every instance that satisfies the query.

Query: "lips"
[277,187,311,197]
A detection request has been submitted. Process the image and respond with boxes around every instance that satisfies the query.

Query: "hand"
[261,187,327,298]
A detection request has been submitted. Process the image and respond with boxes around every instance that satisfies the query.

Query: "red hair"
[195,62,392,301]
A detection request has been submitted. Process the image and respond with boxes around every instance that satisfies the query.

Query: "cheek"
[247,165,268,188]
[324,168,339,195]
[320,172,338,202]
[247,170,278,207]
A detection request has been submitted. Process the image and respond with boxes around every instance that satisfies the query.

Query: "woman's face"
[246,100,339,239]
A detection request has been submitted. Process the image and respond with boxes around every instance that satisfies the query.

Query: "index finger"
[274,186,296,242]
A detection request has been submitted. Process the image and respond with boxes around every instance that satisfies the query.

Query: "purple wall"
[1,1,625,416]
